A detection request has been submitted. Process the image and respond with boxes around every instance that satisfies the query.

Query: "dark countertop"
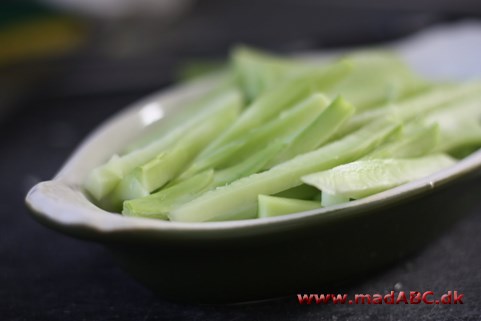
[1,1,481,320]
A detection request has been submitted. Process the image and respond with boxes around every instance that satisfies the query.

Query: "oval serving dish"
[26,22,481,303]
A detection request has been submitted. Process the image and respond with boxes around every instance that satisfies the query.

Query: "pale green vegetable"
[325,51,427,111]
[223,94,330,166]
[340,83,481,136]
[84,46,481,223]
[321,193,350,207]
[123,75,237,153]
[267,96,355,167]
[183,93,330,175]
[421,95,481,153]
[173,141,244,182]
[169,119,400,222]
[199,61,352,155]
[302,154,456,199]
[233,48,426,108]
[232,46,305,100]
[123,142,285,217]
[84,88,243,201]
[364,122,440,159]
[212,141,285,186]
[115,101,239,201]
[102,101,240,211]
[258,195,321,218]
[123,170,214,219]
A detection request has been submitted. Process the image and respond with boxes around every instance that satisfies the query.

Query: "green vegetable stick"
[123,75,237,152]
[200,61,352,155]
[169,118,401,222]
[123,142,285,218]
[267,96,355,167]
[326,51,427,110]
[212,141,285,186]
[340,83,481,136]
[363,122,440,159]
[122,170,215,219]
[233,48,425,107]
[302,154,456,199]
[223,93,331,167]
[258,195,321,218]
[84,88,243,201]
[113,101,240,203]
[421,95,481,153]
[232,46,308,100]
[179,93,330,177]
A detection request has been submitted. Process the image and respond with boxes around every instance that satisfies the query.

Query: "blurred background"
[1,0,481,320]
[2,0,481,122]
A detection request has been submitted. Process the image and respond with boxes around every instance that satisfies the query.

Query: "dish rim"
[25,47,481,240]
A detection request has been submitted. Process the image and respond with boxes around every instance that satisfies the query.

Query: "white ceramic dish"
[25,22,481,302]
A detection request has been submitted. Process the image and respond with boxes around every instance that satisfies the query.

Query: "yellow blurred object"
[0,17,85,64]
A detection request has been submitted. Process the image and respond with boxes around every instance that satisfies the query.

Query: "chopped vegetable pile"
[84,46,481,222]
